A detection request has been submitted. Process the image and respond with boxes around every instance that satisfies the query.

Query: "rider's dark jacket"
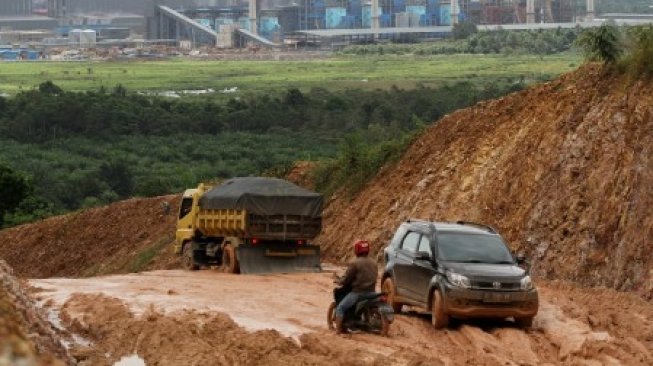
[340,257,377,292]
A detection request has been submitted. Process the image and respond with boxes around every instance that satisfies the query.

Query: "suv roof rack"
[406,218,431,224]
[406,218,437,233]
[455,220,497,234]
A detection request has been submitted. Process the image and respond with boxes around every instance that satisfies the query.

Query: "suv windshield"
[437,233,514,264]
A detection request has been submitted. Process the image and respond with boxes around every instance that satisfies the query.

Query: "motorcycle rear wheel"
[364,307,390,336]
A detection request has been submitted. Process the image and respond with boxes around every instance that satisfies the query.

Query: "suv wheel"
[431,289,449,329]
[382,277,403,313]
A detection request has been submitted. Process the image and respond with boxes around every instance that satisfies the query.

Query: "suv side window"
[401,231,420,252]
[418,236,432,257]
[390,225,408,249]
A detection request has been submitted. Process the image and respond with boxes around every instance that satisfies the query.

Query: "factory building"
[0,0,32,16]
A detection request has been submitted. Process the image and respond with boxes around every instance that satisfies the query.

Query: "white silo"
[80,29,97,48]
[68,29,83,45]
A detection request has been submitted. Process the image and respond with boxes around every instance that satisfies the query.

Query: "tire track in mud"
[28,270,653,366]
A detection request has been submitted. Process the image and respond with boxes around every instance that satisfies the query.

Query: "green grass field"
[0,53,581,94]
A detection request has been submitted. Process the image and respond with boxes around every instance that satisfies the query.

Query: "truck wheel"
[431,289,449,329]
[222,245,240,274]
[515,316,534,328]
[382,277,403,313]
[327,302,337,330]
[182,243,199,271]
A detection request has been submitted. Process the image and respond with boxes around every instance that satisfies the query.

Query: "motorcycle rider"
[335,239,378,334]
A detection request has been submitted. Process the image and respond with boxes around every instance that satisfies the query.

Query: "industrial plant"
[0,1,650,55]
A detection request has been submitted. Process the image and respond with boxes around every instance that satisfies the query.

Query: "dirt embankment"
[29,270,653,366]
[0,260,73,366]
[317,65,653,299]
[0,195,180,278]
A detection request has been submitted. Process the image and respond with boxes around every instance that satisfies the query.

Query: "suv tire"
[382,277,403,313]
[431,289,449,329]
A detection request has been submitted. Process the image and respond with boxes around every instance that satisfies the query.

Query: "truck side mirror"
[415,251,431,261]
[516,255,527,265]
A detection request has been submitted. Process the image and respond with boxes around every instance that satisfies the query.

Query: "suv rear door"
[405,234,437,304]
[392,231,421,299]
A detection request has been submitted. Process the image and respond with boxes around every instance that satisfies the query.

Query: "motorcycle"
[327,280,394,336]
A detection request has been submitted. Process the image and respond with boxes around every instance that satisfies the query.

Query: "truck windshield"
[437,233,514,264]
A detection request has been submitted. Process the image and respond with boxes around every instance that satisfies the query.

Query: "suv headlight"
[520,275,534,291]
[446,271,471,289]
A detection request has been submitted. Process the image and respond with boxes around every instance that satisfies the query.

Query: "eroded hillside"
[317,65,653,299]
[0,196,180,278]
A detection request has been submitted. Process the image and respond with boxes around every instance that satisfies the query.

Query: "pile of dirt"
[0,260,73,365]
[0,195,180,278]
[317,64,653,299]
[57,293,388,366]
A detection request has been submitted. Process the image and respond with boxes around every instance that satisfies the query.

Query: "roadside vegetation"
[342,27,583,56]
[0,79,524,227]
[576,24,653,78]
[0,41,584,227]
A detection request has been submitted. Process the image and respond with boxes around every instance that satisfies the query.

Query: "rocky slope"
[317,65,653,300]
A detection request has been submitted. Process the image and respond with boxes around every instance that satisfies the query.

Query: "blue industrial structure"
[167,0,467,41]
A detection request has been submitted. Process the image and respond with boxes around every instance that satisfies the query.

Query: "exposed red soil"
[0,260,73,365]
[0,195,180,278]
[29,271,653,366]
[316,65,653,300]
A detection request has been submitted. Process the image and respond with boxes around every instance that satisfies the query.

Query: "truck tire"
[515,316,534,328]
[382,277,403,313]
[431,289,449,329]
[222,244,240,274]
[182,243,199,271]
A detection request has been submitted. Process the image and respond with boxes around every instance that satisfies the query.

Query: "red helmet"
[353,240,370,257]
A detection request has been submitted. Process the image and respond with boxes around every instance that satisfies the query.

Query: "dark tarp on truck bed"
[199,177,323,218]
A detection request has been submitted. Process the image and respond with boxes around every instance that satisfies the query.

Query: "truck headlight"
[446,271,471,289]
[520,275,534,291]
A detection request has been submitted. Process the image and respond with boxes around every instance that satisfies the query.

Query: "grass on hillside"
[0,53,580,95]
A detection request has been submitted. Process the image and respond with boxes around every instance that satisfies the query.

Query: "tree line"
[0,80,525,228]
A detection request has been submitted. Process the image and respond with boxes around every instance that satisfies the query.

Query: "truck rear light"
[251,238,258,245]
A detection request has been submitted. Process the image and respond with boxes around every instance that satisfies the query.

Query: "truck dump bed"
[196,177,323,274]
[197,177,323,239]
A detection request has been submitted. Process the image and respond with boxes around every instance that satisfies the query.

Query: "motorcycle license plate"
[377,304,395,321]
[483,292,512,303]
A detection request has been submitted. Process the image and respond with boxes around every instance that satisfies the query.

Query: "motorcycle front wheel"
[327,302,337,330]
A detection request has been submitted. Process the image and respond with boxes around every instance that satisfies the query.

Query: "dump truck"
[174,177,323,274]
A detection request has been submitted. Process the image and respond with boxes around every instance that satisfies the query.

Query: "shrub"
[575,24,623,64]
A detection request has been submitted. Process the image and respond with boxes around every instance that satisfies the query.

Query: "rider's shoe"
[335,316,349,334]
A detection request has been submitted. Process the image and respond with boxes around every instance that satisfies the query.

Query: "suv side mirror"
[415,251,431,261]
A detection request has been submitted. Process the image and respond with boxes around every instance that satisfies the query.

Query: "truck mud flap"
[236,245,321,274]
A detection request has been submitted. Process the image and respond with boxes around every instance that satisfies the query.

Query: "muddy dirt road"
[28,269,653,366]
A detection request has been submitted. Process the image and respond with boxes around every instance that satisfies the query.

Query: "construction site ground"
[25,268,653,366]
